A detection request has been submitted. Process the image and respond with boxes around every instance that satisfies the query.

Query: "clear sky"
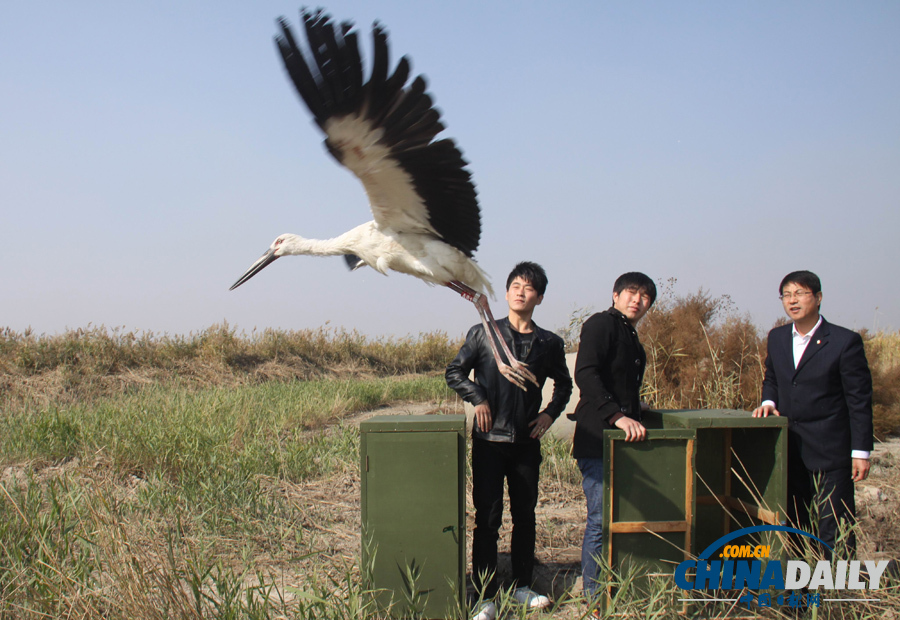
[2,1,898,339]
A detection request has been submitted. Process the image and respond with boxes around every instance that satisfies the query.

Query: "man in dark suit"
[753,270,873,557]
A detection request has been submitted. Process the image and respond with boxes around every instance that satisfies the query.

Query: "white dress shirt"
[792,315,823,368]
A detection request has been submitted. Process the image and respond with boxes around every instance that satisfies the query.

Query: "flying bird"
[230,10,537,389]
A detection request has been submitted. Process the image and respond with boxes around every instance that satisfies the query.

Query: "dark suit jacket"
[761,317,873,472]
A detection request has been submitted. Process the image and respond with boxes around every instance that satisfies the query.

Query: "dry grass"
[0,323,458,377]
[640,287,764,411]
[2,314,900,618]
[4,314,897,436]
[0,323,460,411]
[863,329,900,440]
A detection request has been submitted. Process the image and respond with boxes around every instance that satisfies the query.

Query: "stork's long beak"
[229,248,279,290]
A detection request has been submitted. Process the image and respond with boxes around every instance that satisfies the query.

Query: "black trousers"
[788,448,856,559]
[471,437,542,596]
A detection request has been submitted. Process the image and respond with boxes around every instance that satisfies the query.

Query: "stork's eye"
[275,239,283,246]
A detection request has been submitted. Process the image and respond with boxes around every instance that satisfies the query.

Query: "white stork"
[230,10,538,389]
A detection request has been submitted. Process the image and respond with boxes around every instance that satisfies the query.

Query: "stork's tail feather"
[468,260,495,300]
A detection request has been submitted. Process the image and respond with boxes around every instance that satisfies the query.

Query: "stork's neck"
[281,233,354,257]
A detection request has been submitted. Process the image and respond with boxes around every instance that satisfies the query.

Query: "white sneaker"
[513,586,551,609]
[471,600,497,620]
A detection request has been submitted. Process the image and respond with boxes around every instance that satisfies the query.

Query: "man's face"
[613,286,652,324]
[780,282,821,323]
[506,277,543,313]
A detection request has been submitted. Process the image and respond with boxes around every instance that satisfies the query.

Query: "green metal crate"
[360,415,466,619]
[601,409,787,603]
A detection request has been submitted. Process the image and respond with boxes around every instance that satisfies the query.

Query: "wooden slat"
[607,439,615,567]
[606,439,615,609]
[724,496,780,526]
[723,429,732,532]
[695,494,780,526]
[683,438,694,558]
[608,520,689,533]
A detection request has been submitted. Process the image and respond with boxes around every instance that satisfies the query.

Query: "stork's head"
[229,234,298,290]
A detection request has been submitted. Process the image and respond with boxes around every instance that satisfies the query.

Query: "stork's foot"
[499,360,539,391]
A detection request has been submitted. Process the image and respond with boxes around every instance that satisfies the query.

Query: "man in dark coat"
[446,261,572,619]
[753,270,873,557]
[569,272,656,607]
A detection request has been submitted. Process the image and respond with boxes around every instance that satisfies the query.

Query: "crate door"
[603,430,697,585]
[363,431,462,618]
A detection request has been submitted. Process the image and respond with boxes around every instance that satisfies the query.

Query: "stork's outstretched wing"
[275,11,481,257]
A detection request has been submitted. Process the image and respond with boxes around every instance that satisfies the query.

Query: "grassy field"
[0,374,455,619]
[2,300,899,619]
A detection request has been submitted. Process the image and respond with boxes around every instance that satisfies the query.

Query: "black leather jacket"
[445,317,573,443]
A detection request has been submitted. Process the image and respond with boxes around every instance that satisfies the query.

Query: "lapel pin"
[816,340,821,345]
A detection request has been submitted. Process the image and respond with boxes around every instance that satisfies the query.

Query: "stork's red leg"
[474,295,540,390]
[447,281,540,390]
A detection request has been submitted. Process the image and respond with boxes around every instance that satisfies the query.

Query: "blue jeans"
[577,458,604,600]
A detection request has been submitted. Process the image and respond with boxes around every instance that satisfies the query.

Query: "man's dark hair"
[779,270,821,296]
[506,261,548,296]
[613,272,657,306]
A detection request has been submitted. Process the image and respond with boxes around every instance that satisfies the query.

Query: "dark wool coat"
[571,308,646,459]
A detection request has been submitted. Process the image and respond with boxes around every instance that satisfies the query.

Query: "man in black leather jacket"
[446,262,572,612]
